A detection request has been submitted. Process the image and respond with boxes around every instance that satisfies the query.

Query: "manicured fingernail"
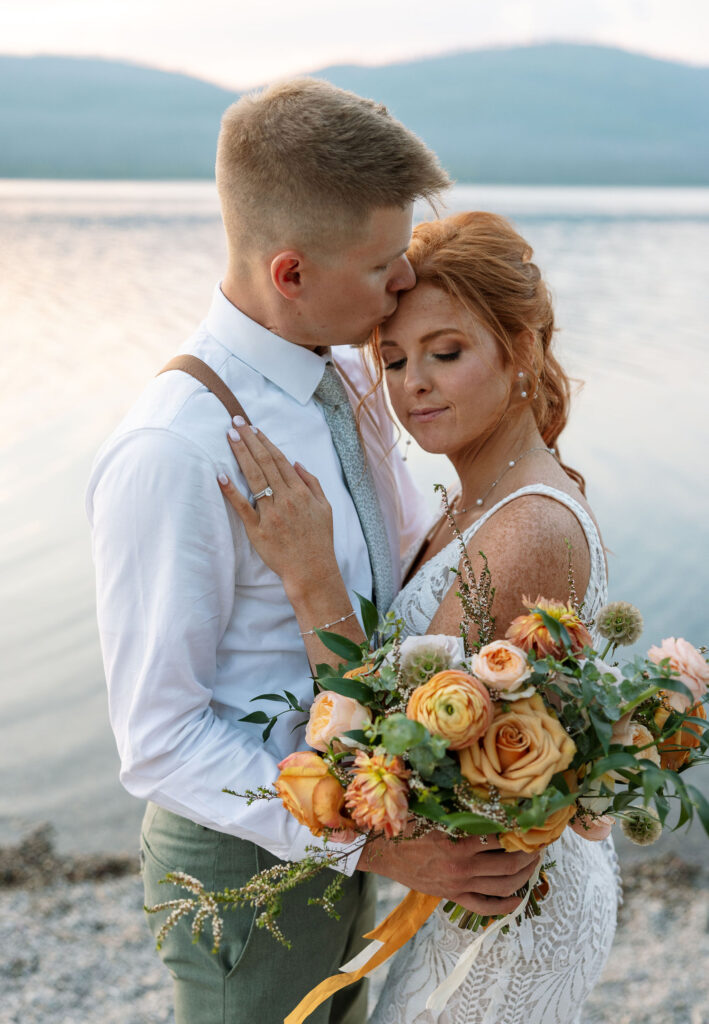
[250,425,258,434]
[233,415,246,427]
[218,473,229,485]
[228,427,240,442]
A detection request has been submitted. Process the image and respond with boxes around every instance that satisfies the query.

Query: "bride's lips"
[409,407,447,423]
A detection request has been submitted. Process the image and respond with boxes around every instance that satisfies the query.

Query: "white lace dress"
[370,485,621,1024]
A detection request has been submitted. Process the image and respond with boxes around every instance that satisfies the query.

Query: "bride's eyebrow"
[380,328,463,348]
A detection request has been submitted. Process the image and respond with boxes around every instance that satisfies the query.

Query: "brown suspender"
[157,354,252,424]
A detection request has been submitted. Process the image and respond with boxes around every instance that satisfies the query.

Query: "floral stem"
[621,684,661,717]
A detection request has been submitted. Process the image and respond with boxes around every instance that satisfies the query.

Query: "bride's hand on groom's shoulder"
[218,419,337,594]
[357,827,540,916]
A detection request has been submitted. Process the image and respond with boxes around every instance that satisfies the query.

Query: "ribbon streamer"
[425,860,543,1015]
[284,889,440,1024]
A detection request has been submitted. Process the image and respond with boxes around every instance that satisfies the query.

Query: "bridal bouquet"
[147,498,709,1022]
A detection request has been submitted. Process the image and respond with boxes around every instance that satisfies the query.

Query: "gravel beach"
[2,826,708,1024]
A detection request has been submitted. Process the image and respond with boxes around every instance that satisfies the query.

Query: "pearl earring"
[517,370,527,399]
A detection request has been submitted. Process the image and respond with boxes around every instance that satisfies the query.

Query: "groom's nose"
[387,254,416,293]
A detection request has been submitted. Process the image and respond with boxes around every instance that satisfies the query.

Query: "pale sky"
[3,0,708,90]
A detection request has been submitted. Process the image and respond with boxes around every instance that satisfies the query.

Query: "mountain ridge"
[2,44,708,183]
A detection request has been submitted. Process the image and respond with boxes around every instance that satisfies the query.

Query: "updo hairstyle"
[399,211,584,492]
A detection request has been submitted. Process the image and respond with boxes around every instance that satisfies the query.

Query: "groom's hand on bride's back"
[357,828,540,916]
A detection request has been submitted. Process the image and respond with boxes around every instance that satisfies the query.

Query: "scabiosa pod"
[393,634,467,691]
[595,601,644,649]
[621,806,662,846]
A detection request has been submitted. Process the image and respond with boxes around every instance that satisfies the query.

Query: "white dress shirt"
[87,286,428,874]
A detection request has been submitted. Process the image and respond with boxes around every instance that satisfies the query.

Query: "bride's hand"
[217,417,338,595]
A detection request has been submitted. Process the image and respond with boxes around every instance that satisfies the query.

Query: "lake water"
[1,181,708,860]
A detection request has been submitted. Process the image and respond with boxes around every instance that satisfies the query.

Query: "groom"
[87,79,538,1023]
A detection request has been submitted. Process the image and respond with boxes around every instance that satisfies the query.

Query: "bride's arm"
[218,424,366,670]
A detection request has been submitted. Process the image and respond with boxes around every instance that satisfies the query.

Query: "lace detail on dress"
[372,485,618,1024]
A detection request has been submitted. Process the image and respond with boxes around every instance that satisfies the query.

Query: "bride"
[219,211,619,1023]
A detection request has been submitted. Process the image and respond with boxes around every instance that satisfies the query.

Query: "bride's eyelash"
[384,350,461,372]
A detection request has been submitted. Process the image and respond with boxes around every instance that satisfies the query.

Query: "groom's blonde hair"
[216,78,449,260]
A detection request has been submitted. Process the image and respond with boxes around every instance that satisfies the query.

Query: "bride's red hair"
[368,210,585,493]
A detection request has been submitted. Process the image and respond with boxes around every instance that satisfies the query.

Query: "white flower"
[392,635,467,689]
[589,658,624,688]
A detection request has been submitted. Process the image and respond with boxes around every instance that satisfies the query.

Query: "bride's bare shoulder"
[429,489,595,638]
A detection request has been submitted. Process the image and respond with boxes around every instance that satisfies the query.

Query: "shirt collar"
[204,284,330,405]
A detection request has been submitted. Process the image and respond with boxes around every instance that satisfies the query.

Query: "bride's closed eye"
[384,350,461,372]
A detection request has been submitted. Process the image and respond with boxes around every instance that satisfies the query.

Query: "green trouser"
[141,803,376,1024]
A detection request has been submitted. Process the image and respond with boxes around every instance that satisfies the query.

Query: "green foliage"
[355,592,380,641]
[316,673,375,704]
[378,713,426,755]
[314,629,365,663]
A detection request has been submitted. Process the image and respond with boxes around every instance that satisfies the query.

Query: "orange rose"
[406,670,493,750]
[500,803,576,853]
[459,694,576,798]
[654,700,706,770]
[305,691,372,753]
[275,751,355,838]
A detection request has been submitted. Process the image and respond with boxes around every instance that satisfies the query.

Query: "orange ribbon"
[284,889,440,1024]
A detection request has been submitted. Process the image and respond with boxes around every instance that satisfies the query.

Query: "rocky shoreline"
[2,827,708,1024]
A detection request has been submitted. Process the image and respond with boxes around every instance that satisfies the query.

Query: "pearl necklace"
[453,445,557,515]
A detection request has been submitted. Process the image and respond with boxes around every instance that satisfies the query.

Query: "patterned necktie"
[314,362,395,615]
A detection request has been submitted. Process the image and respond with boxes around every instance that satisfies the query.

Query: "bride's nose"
[403,361,432,395]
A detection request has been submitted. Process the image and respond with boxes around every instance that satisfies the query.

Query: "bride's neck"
[449,410,545,508]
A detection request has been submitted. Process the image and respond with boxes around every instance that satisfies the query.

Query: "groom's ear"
[270,251,304,299]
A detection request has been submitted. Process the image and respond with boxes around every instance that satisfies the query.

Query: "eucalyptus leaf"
[379,714,426,755]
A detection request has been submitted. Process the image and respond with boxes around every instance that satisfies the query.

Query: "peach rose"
[305,691,372,753]
[609,713,661,777]
[345,751,410,839]
[571,813,615,841]
[471,640,534,698]
[459,693,576,798]
[506,597,592,659]
[654,700,706,771]
[500,803,576,853]
[275,751,356,839]
[406,670,493,750]
[648,637,709,712]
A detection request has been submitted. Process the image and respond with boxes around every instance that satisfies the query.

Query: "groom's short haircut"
[216,77,449,260]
